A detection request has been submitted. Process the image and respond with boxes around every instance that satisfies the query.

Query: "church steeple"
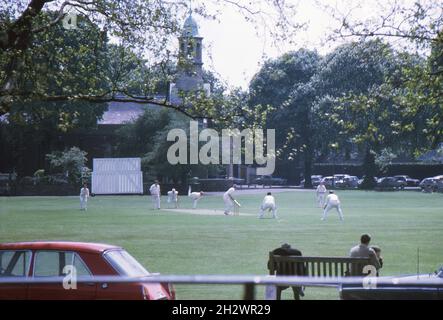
[178,12,203,80]
[168,12,210,104]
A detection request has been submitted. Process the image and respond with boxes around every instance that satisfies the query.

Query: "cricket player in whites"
[188,186,204,209]
[167,188,179,208]
[223,185,236,215]
[259,192,278,219]
[322,191,344,221]
[149,180,161,210]
[316,182,327,207]
[79,183,90,211]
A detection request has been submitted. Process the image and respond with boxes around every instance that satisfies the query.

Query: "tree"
[249,49,321,185]
[312,40,432,188]
[0,0,303,122]
[115,108,222,183]
[46,146,87,183]
[324,1,443,149]
[0,12,108,175]
[248,42,405,187]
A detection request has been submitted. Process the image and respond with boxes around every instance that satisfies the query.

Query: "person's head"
[267,192,272,196]
[83,183,87,188]
[320,182,324,186]
[281,243,291,249]
[154,180,159,185]
[329,191,334,194]
[200,191,204,196]
[172,188,176,192]
[360,234,371,245]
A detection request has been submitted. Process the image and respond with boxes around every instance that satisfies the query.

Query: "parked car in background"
[321,176,335,187]
[0,241,175,300]
[300,175,323,188]
[320,174,352,188]
[419,175,443,192]
[253,175,287,186]
[333,174,349,181]
[340,266,443,300]
[394,175,420,187]
[335,176,359,189]
[376,177,406,190]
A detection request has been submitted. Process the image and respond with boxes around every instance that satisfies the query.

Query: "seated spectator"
[268,243,305,300]
[349,234,381,276]
[370,245,383,276]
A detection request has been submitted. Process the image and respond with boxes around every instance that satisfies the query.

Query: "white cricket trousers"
[317,192,326,207]
[80,196,88,210]
[192,198,200,209]
[223,197,233,214]
[259,203,277,219]
[322,203,344,221]
[151,194,161,209]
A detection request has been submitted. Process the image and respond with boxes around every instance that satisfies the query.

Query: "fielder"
[149,180,161,210]
[79,183,90,211]
[223,186,236,215]
[188,186,204,209]
[259,192,278,219]
[316,182,327,207]
[167,188,179,208]
[322,191,344,221]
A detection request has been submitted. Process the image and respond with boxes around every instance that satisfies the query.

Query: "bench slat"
[268,253,371,278]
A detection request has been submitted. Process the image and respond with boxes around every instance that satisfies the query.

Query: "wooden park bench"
[268,253,372,277]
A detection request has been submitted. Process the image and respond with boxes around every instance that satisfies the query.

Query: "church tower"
[169,13,210,104]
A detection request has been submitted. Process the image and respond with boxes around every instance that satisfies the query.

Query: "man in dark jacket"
[269,243,305,300]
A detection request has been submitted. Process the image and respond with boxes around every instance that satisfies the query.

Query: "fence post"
[243,283,255,300]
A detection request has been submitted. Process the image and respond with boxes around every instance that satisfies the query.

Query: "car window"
[104,250,149,277]
[34,251,91,277]
[0,250,31,277]
[72,254,91,276]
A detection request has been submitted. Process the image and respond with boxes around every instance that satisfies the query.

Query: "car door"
[27,251,96,300]
[0,250,31,299]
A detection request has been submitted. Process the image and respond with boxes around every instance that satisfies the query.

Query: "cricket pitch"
[163,208,254,216]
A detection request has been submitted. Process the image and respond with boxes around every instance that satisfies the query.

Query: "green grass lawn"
[1,190,442,300]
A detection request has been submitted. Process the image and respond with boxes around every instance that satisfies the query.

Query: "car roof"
[0,241,122,253]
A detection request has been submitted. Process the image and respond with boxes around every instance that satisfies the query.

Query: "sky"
[193,1,356,89]
[190,0,420,89]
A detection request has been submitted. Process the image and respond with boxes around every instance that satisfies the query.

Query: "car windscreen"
[104,250,150,277]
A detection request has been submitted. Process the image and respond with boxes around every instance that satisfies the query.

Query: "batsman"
[223,185,238,215]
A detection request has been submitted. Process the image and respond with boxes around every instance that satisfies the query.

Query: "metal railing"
[0,274,441,299]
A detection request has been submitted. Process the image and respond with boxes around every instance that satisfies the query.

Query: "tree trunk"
[361,148,377,190]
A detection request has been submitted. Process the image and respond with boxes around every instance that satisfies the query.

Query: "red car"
[0,241,175,300]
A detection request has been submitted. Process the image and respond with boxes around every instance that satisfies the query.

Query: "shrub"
[46,147,88,184]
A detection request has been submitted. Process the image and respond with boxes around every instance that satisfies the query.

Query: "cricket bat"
[233,199,241,216]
